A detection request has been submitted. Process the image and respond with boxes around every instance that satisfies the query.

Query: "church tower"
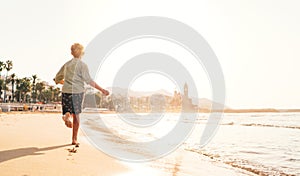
[184,82,188,98]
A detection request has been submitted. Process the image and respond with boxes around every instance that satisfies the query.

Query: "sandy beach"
[0,112,256,176]
[0,112,126,176]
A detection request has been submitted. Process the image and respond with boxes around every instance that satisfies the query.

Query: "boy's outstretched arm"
[89,80,109,96]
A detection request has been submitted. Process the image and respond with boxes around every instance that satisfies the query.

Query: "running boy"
[54,43,109,146]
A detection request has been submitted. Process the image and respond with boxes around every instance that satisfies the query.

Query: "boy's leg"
[62,93,73,128]
[62,112,73,128]
[72,114,80,144]
[71,93,83,146]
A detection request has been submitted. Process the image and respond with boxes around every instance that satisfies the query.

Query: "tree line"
[0,60,61,103]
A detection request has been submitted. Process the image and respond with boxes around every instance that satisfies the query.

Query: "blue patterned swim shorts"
[62,93,84,115]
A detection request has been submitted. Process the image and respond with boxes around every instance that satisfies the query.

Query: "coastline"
[0,112,255,176]
[1,102,299,114]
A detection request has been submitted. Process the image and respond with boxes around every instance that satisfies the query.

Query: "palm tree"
[41,86,54,103]
[31,74,37,103]
[15,78,21,102]
[5,76,12,100]
[48,86,54,102]
[3,60,13,102]
[53,87,61,102]
[0,61,4,76]
[10,73,16,102]
[36,82,45,102]
[0,79,7,102]
[0,61,4,100]
[4,60,13,72]
[15,77,31,103]
[23,77,31,103]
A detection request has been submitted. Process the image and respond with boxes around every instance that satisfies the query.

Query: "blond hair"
[71,43,84,58]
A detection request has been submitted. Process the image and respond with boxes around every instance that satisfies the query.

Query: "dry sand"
[0,112,126,176]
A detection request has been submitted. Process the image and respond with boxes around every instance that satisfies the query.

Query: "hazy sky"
[0,0,299,109]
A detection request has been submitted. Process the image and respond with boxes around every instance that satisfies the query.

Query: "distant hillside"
[107,87,172,97]
[195,98,227,110]
[107,87,226,109]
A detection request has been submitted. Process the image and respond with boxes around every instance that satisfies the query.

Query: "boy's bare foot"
[62,112,73,128]
[72,142,80,147]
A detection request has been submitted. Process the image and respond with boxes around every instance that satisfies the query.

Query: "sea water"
[81,112,300,176]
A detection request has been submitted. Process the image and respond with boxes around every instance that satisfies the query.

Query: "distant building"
[150,94,166,112]
[108,83,197,113]
[181,83,197,112]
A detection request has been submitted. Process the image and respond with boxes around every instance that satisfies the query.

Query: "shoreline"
[0,112,256,176]
[1,103,300,114]
[2,105,300,115]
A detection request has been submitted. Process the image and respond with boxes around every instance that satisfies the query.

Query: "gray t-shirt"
[55,58,92,93]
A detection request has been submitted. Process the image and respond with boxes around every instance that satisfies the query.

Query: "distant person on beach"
[54,43,109,146]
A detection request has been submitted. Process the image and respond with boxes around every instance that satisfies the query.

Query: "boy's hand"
[53,78,64,85]
[58,80,64,84]
[102,89,109,96]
